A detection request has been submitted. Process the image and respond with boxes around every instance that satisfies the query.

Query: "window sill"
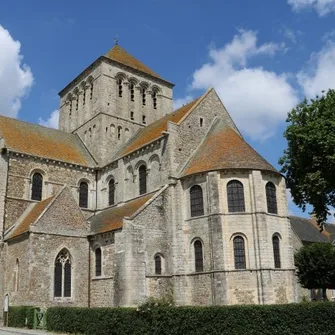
[92,276,113,281]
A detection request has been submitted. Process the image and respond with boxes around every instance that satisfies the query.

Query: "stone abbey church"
[0,44,298,309]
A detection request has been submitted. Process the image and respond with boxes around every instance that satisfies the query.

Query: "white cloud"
[0,25,33,118]
[38,109,59,129]
[189,30,298,140]
[288,0,335,16]
[173,95,194,110]
[297,41,335,97]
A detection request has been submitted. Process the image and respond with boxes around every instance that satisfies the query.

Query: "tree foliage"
[294,242,335,291]
[279,89,335,226]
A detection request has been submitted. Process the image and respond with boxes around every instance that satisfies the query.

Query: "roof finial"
[114,35,119,46]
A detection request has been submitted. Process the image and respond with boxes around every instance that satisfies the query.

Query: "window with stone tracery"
[233,236,246,269]
[54,249,71,298]
[194,240,204,272]
[190,185,204,217]
[266,182,278,214]
[227,180,245,212]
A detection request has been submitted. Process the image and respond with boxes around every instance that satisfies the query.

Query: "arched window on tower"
[272,235,281,268]
[155,254,162,275]
[233,236,246,269]
[152,91,157,109]
[95,247,102,277]
[79,181,88,208]
[117,78,123,97]
[194,240,204,272]
[227,180,245,212]
[266,182,278,214]
[141,87,146,106]
[31,172,43,201]
[109,179,115,206]
[54,249,71,298]
[90,82,94,100]
[129,83,135,102]
[139,165,147,195]
[13,259,19,292]
[190,185,204,217]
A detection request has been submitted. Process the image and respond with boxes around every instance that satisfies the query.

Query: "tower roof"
[104,45,162,80]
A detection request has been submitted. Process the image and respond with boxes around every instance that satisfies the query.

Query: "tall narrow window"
[227,180,245,212]
[190,185,204,217]
[273,235,281,268]
[117,78,123,97]
[129,83,135,101]
[76,94,79,110]
[139,165,147,195]
[79,182,88,208]
[109,179,115,206]
[266,182,278,214]
[142,87,146,105]
[130,111,134,120]
[31,172,43,201]
[117,126,122,140]
[142,115,146,124]
[152,91,157,109]
[54,249,71,298]
[233,236,246,269]
[83,88,86,105]
[194,240,204,272]
[90,82,93,100]
[69,99,72,115]
[95,248,102,277]
[155,255,162,275]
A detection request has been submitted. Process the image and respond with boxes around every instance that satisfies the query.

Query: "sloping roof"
[182,120,277,177]
[105,45,162,80]
[7,196,54,240]
[0,115,96,166]
[290,216,329,244]
[89,192,156,234]
[324,223,335,242]
[116,97,201,158]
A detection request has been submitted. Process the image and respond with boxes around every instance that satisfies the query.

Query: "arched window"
[227,180,245,212]
[31,172,43,201]
[129,83,135,102]
[194,240,204,272]
[117,126,122,140]
[95,248,102,277]
[266,182,278,214]
[54,249,71,298]
[139,165,147,195]
[152,91,157,109]
[90,82,93,100]
[233,236,246,269]
[141,87,146,105]
[117,78,123,97]
[190,185,204,217]
[79,182,88,208]
[272,235,281,268]
[155,255,162,275]
[109,179,115,206]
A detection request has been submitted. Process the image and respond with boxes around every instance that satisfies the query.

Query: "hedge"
[8,306,36,328]
[46,303,335,335]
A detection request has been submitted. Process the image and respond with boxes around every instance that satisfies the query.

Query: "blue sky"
[1,0,335,218]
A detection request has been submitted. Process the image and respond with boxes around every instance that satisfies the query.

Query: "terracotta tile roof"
[105,45,161,79]
[89,192,156,234]
[182,120,278,177]
[117,98,200,158]
[7,196,54,240]
[0,115,95,166]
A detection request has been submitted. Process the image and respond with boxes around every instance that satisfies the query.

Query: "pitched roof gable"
[89,192,156,234]
[182,119,277,177]
[116,97,201,158]
[6,196,54,240]
[105,45,162,80]
[0,115,96,166]
[290,216,330,244]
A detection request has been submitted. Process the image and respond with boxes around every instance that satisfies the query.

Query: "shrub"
[46,302,335,335]
[8,306,36,328]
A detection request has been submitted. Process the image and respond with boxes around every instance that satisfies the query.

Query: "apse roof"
[0,115,96,166]
[182,119,278,177]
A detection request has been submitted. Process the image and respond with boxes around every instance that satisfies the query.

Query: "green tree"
[295,242,335,299]
[279,89,335,226]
